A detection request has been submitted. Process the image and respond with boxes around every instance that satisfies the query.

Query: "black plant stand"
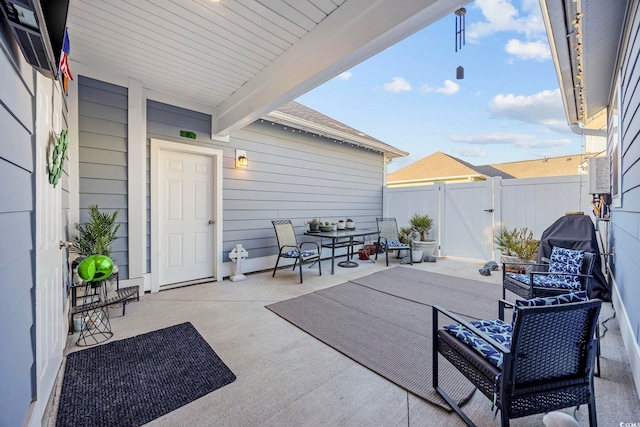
[72,280,113,346]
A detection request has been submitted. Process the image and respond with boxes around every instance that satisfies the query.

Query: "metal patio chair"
[271,220,321,283]
[433,294,602,427]
[375,218,412,266]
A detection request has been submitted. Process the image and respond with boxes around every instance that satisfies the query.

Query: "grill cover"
[538,214,610,301]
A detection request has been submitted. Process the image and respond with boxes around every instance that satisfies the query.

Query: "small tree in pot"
[409,213,436,256]
[494,226,539,273]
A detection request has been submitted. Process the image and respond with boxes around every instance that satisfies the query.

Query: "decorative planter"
[346,220,355,229]
[309,223,319,232]
[413,240,436,256]
[319,225,332,232]
[411,249,424,263]
[337,222,346,230]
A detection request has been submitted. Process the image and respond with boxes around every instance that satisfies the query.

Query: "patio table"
[304,228,380,274]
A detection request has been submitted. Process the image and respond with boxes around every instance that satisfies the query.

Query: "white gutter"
[263,111,409,159]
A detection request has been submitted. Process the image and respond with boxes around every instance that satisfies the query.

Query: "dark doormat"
[56,322,236,426]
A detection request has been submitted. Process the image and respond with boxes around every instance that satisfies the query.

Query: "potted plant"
[494,226,539,273]
[409,213,436,256]
[346,218,355,229]
[72,204,120,295]
[337,219,346,230]
[319,221,333,232]
[308,217,320,232]
[395,226,413,258]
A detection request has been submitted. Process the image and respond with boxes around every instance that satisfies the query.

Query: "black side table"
[71,280,113,346]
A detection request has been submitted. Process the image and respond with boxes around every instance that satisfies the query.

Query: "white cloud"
[488,89,569,132]
[336,71,352,80]
[456,147,487,157]
[505,39,550,60]
[449,132,572,148]
[435,80,460,95]
[467,0,545,42]
[421,80,459,95]
[382,77,412,93]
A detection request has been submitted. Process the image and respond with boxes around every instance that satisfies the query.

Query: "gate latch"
[484,208,494,213]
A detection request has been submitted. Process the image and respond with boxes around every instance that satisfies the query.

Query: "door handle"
[484,209,494,213]
[208,220,215,225]
[59,240,73,249]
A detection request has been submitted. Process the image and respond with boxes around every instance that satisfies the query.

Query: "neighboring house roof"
[387,152,487,183]
[387,151,600,185]
[263,101,408,159]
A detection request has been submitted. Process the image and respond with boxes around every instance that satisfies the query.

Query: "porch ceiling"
[540,0,630,132]
[66,0,467,137]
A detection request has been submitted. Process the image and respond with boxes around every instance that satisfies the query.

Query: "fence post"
[490,176,502,262]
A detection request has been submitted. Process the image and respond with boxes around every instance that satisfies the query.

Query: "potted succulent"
[409,213,436,256]
[308,217,320,232]
[337,219,346,230]
[319,221,333,232]
[494,226,539,273]
[346,218,355,229]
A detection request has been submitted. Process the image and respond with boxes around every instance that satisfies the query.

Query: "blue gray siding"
[612,2,640,348]
[0,27,36,427]
[146,101,385,267]
[78,77,129,278]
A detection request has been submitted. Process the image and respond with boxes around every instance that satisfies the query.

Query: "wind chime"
[455,7,466,79]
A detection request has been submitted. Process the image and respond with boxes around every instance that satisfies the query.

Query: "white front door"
[151,140,223,291]
[30,74,66,427]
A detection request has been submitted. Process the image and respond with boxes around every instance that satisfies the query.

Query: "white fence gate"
[383,175,592,262]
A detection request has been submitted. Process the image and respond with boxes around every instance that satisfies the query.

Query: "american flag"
[59,28,73,81]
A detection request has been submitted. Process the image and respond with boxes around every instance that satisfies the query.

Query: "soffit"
[67,0,468,136]
[540,0,629,130]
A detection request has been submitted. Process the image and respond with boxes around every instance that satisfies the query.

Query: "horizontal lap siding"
[78,77,129,278]
[0,26,36,427]
[614,3,640,348]
[229,121,384,259]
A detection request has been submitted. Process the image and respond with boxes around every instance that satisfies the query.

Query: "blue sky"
[295,0,582,173]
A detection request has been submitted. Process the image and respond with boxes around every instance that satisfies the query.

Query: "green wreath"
[48,129,68,187]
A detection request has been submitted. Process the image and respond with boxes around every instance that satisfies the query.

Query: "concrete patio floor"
[52,257,640,426]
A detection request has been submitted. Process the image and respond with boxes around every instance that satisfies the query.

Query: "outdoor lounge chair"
[375,217,412,266]
[502,247,596,300]
[433,293,602,427]
[272,220,321,283]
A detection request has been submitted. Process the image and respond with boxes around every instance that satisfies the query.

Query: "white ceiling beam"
[212,0,469,137]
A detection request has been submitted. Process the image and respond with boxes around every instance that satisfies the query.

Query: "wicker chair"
[502,249,596,300]
[271,220,321,283]
[375,218,412,266]
[433,296,602,427]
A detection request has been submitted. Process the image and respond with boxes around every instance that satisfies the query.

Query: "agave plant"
[72,205,120,258]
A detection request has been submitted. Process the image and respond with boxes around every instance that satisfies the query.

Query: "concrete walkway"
[52,257,640,426]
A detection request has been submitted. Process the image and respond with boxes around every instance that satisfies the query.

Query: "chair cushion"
[511,291,588,325]
[549,247,584,278]
[443,319,512,369]
[282,250,317,258]
[386,241,406,248]
[505,273,582,291]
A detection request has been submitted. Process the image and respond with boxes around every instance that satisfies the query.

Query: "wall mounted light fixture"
[236,149,248,168]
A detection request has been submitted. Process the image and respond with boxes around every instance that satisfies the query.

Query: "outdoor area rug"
[56,322,236,426]
[266,266,501,410]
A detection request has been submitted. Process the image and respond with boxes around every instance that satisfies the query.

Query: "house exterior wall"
[146,101,385,273]
[78,77,129,278]
[610,0,640,362]
[0,26,36,427]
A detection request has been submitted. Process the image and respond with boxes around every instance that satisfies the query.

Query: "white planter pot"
[337,222,346,230]
[346,221,355,229]
[411,249,424,262]
[413,240,436,256]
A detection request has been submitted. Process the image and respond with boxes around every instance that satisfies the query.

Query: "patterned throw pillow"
[548,247,584,282]
[444,319,512,368]
[387,241,405,247]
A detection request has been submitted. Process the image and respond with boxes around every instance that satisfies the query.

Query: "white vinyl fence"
[383,175,593,262]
